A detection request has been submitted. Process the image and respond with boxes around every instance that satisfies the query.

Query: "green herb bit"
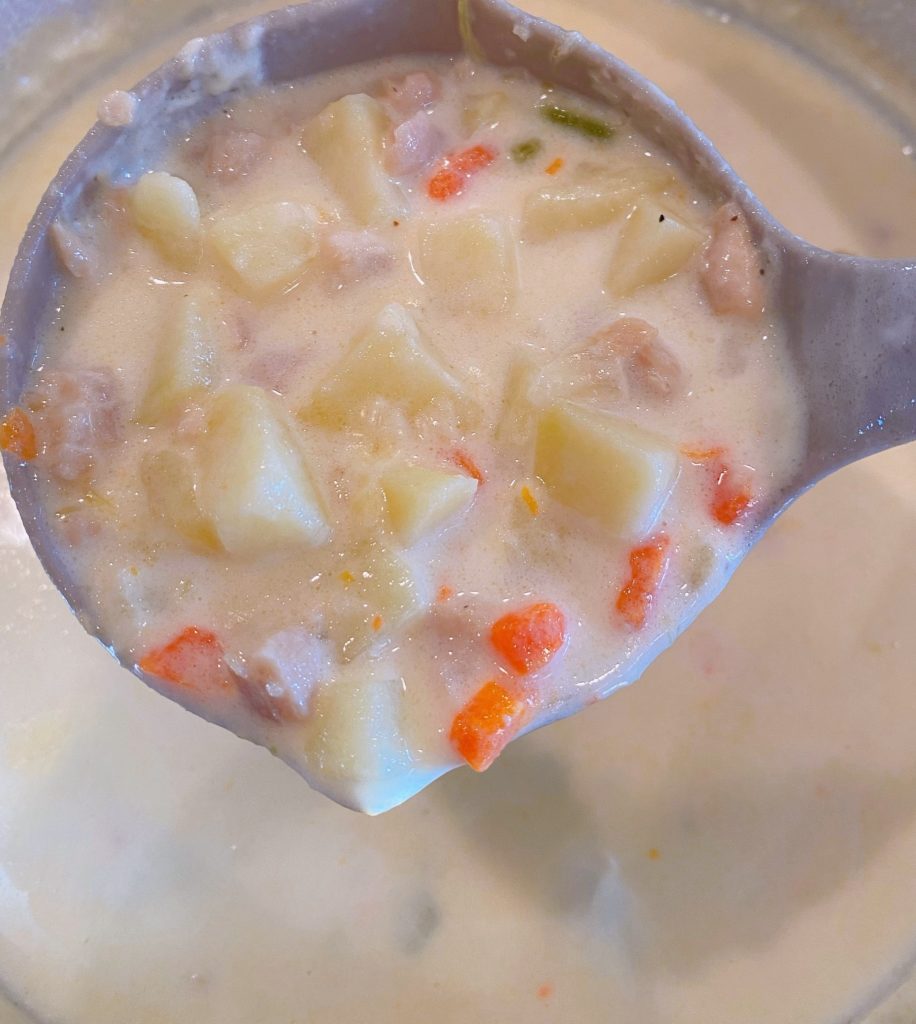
[539,103,615,141]
[511,138,544,163]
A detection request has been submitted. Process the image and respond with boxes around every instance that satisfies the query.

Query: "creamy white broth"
[1,1,916,1023]
[19,55,803,812]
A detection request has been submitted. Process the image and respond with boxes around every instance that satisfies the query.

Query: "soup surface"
[1,0,915,1022]
[7,52,802,812]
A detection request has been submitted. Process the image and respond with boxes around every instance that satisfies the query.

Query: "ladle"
[1,0,914,809]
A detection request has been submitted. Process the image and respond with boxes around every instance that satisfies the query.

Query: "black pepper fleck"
[658,214,665,222]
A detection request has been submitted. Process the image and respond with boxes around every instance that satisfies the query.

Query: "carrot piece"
[450,680,528,771]
[491,602,566,675]
[139,627,234,697]
[451,143,496,174]
[683,446,753,523]
[450,448,485,484]
[680,444,725,462]
[437,585,455,603]
[0,407,38,461]
[428,166,465,201]
[520,485,539,516]
[615,534,671,630]
[545,156,565,175]
[427,144,496,201]
[711,461,754,525]
[371,615,384,631]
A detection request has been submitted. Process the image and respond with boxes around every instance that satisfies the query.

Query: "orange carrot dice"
[428,166,465,201]
[0,407,38,461]
[680,444,725,463]
[139,627,234,697]
[710,461,754,525]
[682,447,753,523]
[450,448,485,484]
[427,145,497,201]
[615,534,671,630]
[491,602,566,675]
[520,485,539,516]
[451,144,496,175]
[450,680,528,771]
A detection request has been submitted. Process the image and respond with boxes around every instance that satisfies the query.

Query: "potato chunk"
[302,93,406,226]
[608,201,704,295]
[419,213,517,315]
[140,449,220,551]
[305,304,467,429]
[462,91,508,134]
[534,401,679,538]
[495,352,540,446]
[304,674,414,814]
[329,541,423,659]
[197,385,329,555]
[523,165,673,241]
[130,171,201,270]
[382,465,477,544]
[210,201,320,297]
[138,290,216,424]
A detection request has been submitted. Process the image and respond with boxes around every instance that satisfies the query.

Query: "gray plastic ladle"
[2,0,915,783]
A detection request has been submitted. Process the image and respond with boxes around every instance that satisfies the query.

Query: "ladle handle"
[780,244,916,490]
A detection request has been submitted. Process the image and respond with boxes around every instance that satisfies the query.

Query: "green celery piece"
[511,138,544,163]
[539,103,615,141]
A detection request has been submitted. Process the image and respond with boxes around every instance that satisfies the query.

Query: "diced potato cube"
[305,303,468,429]
[105,564,159,635]
[494,352,540,446]
[197,385,329,555]
[302,94,406,226]
[140,449,220,551]
[210,201,320,297]
[462,91,508,134]
[304,674,414,814]
[130,171,201,270]
[608,200,703,295]
[348,477,389,532]
[534,401,679,538]
[686,540,718,593]
[522,164,673,241]
[382,465,477,544]
[138,289,216,424]
[419,213,517,315]
[329,540,424,659]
